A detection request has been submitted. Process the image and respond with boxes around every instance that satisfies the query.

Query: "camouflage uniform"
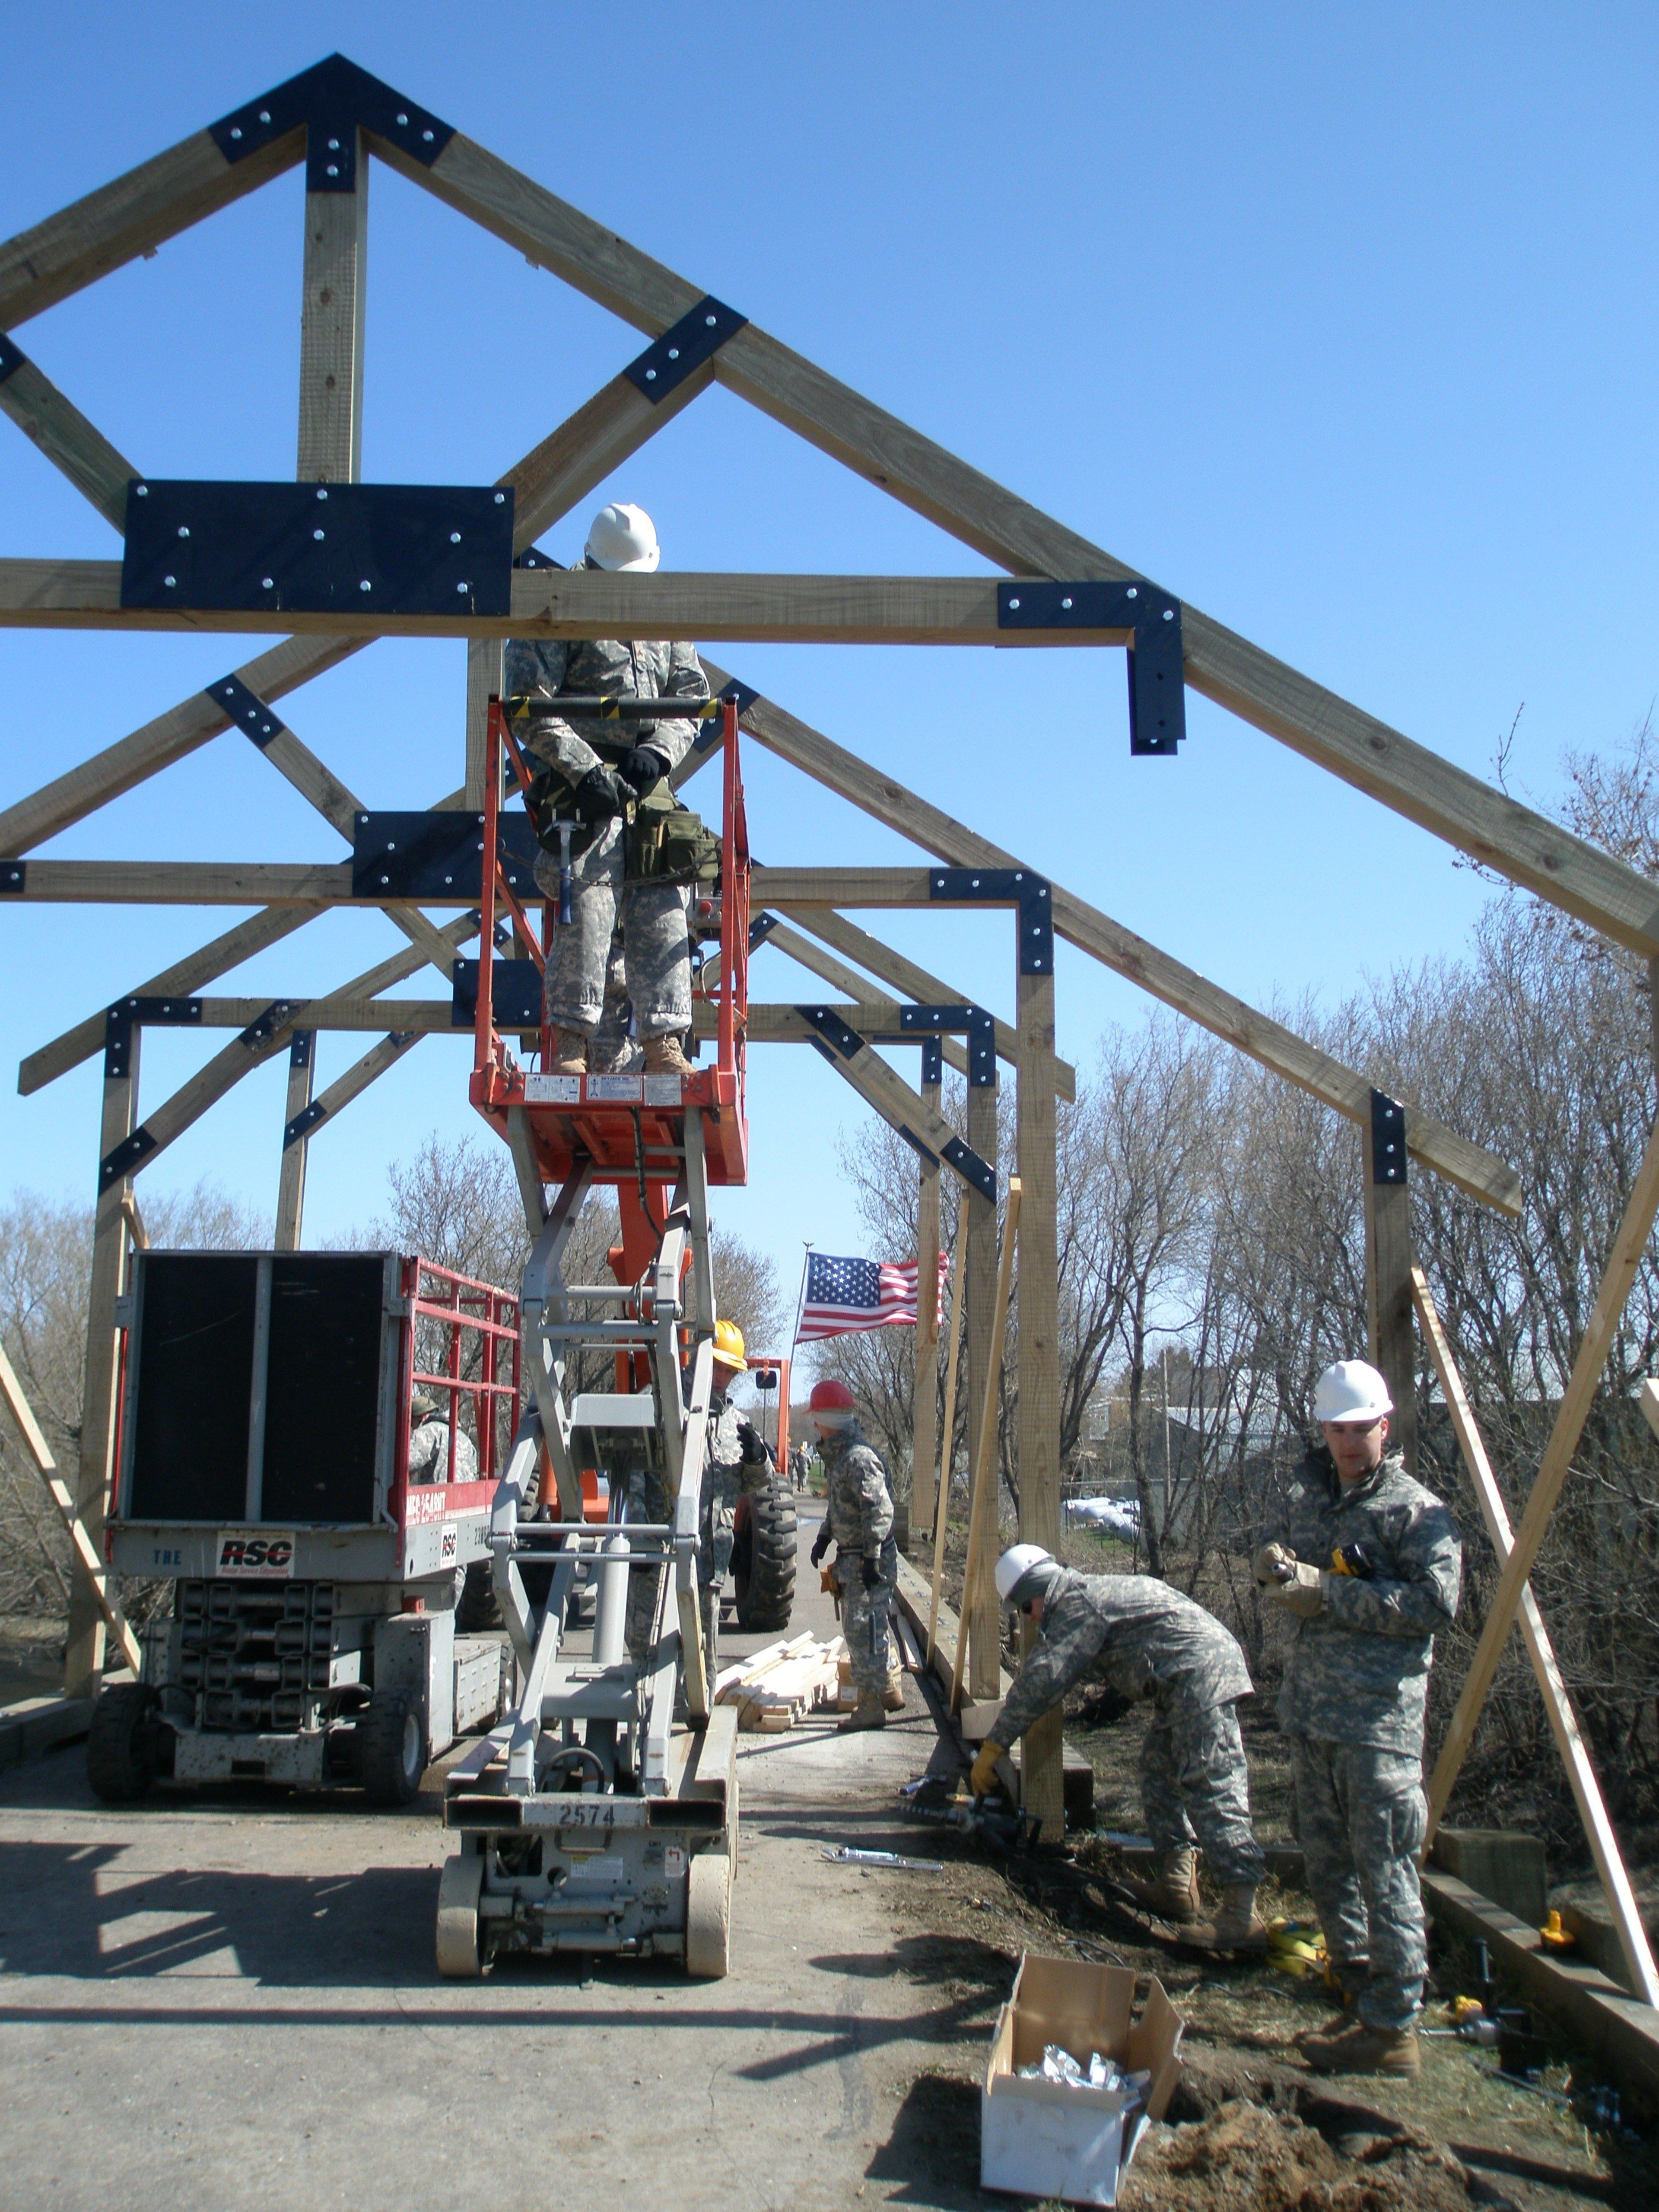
[1263,1448,1462,2029]
[991,1569,1265,1888]
[820,1421,897,1700]
[503,635,711,1040]
[696,1391,773,1665]
[408,1417,478,1485]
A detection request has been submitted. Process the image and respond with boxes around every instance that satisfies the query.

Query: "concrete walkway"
[0,1509,987,2211]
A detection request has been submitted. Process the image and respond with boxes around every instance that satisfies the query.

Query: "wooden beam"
[1015,965,1064,1833]
[273,1031,315,1250]
[953,1174,1020,1711]
[297,1027,423,1138]
[0,346,137,530]
[0,376,687,858]
[1424,1110,1659,1842]
[297,153,366,484]
[1363,1099,1418,1472]
[1412,1268,1659,2008]
[926,1221,969,1665]
[804,1024,996,1201]
[12,859,362,904]
[466,640,502,809]
[965,1081,1003,1700]
[767,908,1077,1101]
[0,563,1137,644]
[912,1061,942,1539]
[0,1338,141,1675]
[709,670,1522,1217]
[752,867,934,907]
[0,125,299,331]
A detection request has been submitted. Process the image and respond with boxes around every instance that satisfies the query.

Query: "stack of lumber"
[713,1632,846,1731]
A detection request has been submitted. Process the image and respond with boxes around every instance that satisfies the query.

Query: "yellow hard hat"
[712,1319,747,1372]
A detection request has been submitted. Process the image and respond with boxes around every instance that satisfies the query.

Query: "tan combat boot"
[1208,1884,1268,1950]
[547,1027,589,1075]
[1300,2016,1421,2079]
[643,1033,694,1077]
[837,1693,887,1733]
[1125,1847,1202,1924]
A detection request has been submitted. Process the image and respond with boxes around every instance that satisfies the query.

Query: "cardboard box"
[981,1952,1184,2206]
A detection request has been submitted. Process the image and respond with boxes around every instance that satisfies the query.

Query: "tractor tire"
[358,1691,426,1807]
[455,1559,503,1633]
[731,1473,798,1633]
[86,1683,155,1803]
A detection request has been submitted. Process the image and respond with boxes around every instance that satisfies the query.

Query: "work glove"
[860,1553,882,1591]
[1265,1560,1326,1619]
[809,1520,832,1568]
[970,1740,1004,1799]
[574,763,635,823]
[737,1417,769,1467]
[617,745,669,796]
[1253,1541,1296,1589]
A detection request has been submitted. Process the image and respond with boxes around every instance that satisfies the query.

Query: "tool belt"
[520,755,720,888]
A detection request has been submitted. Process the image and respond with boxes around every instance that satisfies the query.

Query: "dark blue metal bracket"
[285,1098,327,1149]
[688,680,760,761]
[451,959,542,1029]
[238,1002,298,1050]
[997,578,1185,756]
[895,1002,997,1086]
[1370,1088,1408,1186]
[748,912,781,954]
[624,297,749,405]
[102,997,202,1081]
[206,672,287,749]
[928,868,1054,976]
[289,1030,314,1071]
[0,861,26,893]
[0,334,23,384]
[353,811,537,900]
[209,54,454,192]
[939,1137,997,1204]
[919,1038,943,1088]
[99,1128,156,1190]
[798,1005,862,1061]
[123,480,514,619]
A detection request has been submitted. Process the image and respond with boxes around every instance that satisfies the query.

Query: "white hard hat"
[995,1543,1059,1609]
[1313,1359,1393,1425]
[585,501,660,572]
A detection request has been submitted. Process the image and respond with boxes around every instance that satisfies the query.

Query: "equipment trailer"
[433,692,754,1979]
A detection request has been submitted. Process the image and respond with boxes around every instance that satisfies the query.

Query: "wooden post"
[64,1011,140,1697]
[466,638,503,810]
[952,1179,1022,1713]
[274,1030,315,1252]
[1016,966,1064,1832]
[1363,1089,1417,1472]
[297,141,366,484]
[1413,1269,1659,2006]
[1425,1108,1659,1839]
[926,1221,968,1666]
[910,1042,943,1543]
[965,1074,1002,1700]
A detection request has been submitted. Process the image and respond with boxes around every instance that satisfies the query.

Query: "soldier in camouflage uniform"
[973,1545,1266,1944]
[503,502,711,1078]
[408,1391,479,1485]
[805,1379,897,1730]
[1257,1357,1462,2080]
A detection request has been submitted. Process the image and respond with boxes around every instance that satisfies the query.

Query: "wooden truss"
[1,52,1653,1869]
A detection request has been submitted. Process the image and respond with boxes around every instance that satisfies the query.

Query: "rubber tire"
[455,1559,503,1633]
[731,1471,798,1633]
[358,1691,425,1807]
[86,1682,154,1803]
[685,1846,731,1979]
[435,1849,486,1978]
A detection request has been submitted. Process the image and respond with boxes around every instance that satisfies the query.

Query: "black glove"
[809,1521,832,1567]
[618,745,668,796]
[736,1417,769,1468]
[860,1553,882,1591]
[575,763,634,823]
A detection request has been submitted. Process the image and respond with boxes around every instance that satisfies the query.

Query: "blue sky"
[1,2,1655,1327]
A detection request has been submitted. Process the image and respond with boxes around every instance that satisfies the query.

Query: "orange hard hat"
[809,1378,856,1412]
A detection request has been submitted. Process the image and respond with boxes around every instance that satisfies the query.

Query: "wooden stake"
[965,1080,1003,1699]
[953,1177,1021,1713]
[274,1030,315,1251]
[1016,967,1064,1831]
[1425,1109,1659,1840]
[910,1058,942,1539]
[1412,1268,1659,2006]
[926,1219,968,1667]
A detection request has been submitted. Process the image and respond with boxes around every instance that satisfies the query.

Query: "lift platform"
[435,695,753,1979]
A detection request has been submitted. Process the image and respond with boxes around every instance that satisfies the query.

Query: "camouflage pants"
[1138,1690,1265,1889]
[838,1538,897,1700]
[1290,1736,1428,2029]
[622,1468,729,1677]
[534,817,690,1038]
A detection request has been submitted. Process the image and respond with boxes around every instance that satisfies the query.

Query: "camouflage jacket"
[408,1418,478,1486]
[502,635,712,792]
[702,1390,773,1506]
[994,1568,1252,1748]
[820,1421,895,1555]
[1262,1448,1462,1753]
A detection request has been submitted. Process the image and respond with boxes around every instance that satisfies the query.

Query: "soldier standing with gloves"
[696,1321,775,1669]
[504,501,712,1080]
[971,1545,1268,1946]
[807,1379,899,1732]
[1256,1358,1462,2079]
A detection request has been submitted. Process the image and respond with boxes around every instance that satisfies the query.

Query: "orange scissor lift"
[437,694,751,1980]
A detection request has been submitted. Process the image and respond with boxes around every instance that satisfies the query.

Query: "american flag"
[795,1251,951,1344]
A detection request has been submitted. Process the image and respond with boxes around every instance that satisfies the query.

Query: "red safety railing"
[391,1254,521,1532]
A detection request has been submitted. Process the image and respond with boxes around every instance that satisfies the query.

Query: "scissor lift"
[436,696,750,1978]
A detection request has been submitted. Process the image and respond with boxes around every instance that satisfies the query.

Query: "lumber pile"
[713,1632,847,1731]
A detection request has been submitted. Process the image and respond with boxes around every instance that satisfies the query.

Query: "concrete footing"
[0,1695,91,1769]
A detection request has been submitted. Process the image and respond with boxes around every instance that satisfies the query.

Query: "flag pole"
[790,1241,814,1349]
